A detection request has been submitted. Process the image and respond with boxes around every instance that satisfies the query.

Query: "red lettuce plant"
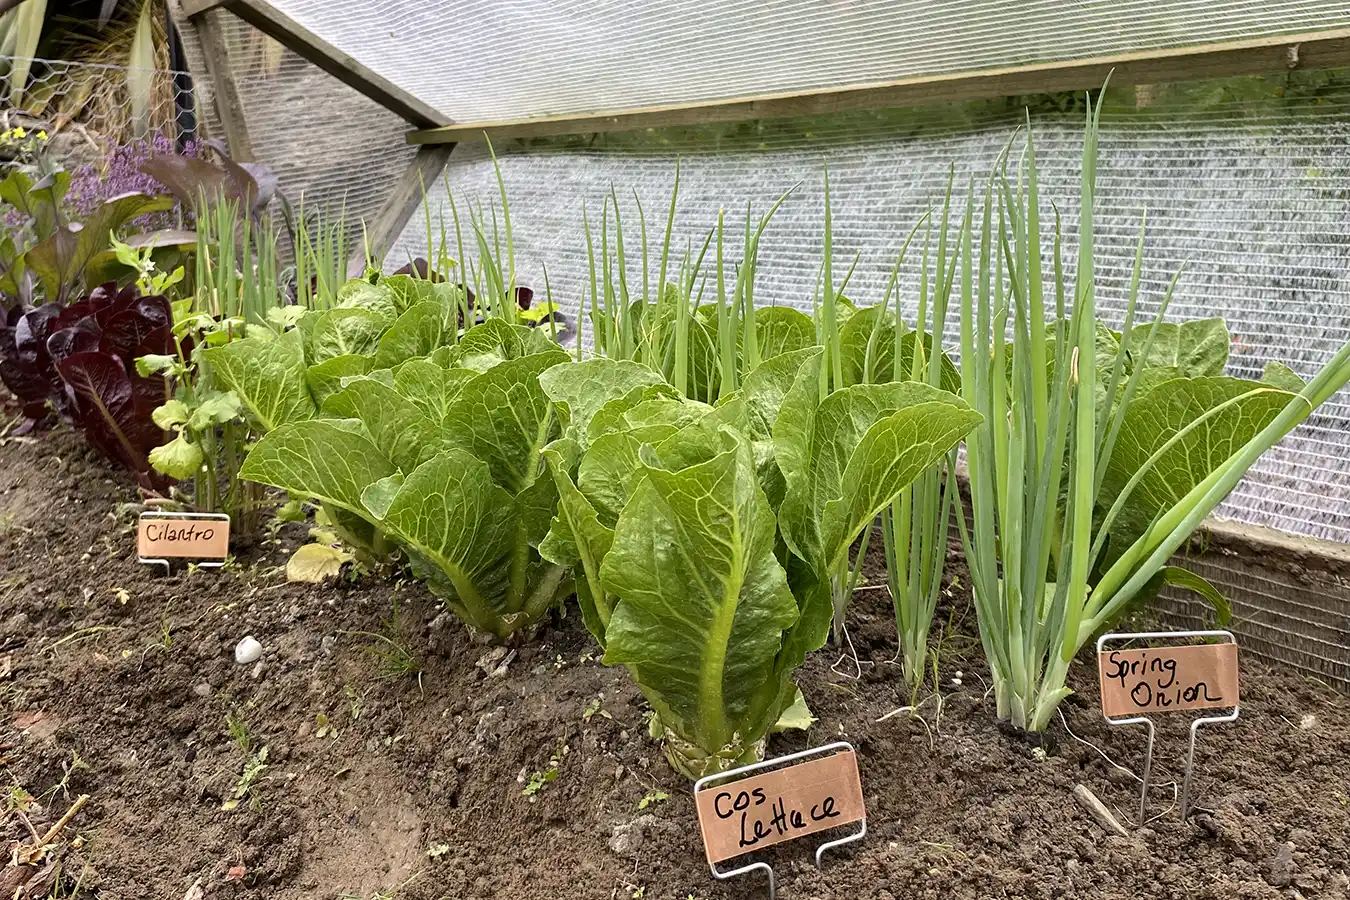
[1,282,173,488]
[0,301,62,429]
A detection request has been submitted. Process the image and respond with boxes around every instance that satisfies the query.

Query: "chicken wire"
[260,0,1350,124]
[0,55,194,151]
[391,84,1350,549]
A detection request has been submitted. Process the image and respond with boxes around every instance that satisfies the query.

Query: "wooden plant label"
[694,748,865,865]
[136,513,230,561]
[1098,642,1239,718]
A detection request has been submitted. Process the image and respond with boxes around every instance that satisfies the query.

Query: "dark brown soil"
[2,425,1348,900]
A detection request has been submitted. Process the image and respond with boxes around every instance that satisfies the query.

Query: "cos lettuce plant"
[238,319,573,639]
[201,272,472,549]
[959,95,1350,733]
[541,311,981,777]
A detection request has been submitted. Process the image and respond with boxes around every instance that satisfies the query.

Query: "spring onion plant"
[294,195,349,311]
[873,190,963,697]
[959,93,1350,732]
[578,160,795,401]
[141,194,289,528]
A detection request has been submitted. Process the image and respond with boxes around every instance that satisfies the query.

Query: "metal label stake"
[1097,630,1240,822]
[692,741,867,899]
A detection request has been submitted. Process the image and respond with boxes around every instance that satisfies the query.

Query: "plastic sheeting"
[172,8,418,256]
[261,0,1350,123]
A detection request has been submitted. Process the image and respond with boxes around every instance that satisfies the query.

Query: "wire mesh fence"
[170,10,418,261]
[0,55,196,157]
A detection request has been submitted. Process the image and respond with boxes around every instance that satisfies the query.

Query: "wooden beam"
[192,8,255,161]
[347,143,455,276]
[201,0,449,128]
[181,0,228,15]
[409,27,1350,144]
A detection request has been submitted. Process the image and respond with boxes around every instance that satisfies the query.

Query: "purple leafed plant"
[1,283,173,489]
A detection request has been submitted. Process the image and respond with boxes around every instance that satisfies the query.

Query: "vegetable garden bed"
[5,88,1350,900]
[1,426,1347,900]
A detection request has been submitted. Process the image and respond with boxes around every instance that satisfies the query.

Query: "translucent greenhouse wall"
[257,0,1350,123]
[390,91,1350,546]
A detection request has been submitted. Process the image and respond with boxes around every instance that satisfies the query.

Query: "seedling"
[583,694,612,722]
[5,784,37,814]
[345,684,364,721]
[522,743,569,799]
[222,746,268,811]
[637,790,669,810]
[42,750,90,804]
[225,710,252,754]
[343,601,423,687]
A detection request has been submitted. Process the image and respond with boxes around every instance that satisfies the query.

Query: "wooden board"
[350,143,455,276]
[409,28,1350,144]
[191,7,255,161]
[181,0,228,15]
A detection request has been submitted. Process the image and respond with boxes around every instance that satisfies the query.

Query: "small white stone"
[1300,714,1317,729]
[234,636,262,665]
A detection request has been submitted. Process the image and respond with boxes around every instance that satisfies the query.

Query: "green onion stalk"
[958,90,1350,732]
[877,183,961,697]
[181,193,289,530]
[578,162,790,399]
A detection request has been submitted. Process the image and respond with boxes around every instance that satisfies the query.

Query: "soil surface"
[1,424,1348,900]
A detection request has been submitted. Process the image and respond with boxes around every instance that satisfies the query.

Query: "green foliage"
[239,320,572,639]
[540,352,979,777]
[522,743,568,798]
[0,167,172,302]
[957,94,1350,734]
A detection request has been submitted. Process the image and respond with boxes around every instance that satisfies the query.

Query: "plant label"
[694,747,865,864]
[137,512,230,564]
[1097,642,1239,718]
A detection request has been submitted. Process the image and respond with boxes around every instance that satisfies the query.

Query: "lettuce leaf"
[239,319,572,639]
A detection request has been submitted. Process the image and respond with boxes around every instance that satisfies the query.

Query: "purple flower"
[66,134,201,230]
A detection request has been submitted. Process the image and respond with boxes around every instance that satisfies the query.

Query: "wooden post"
[190,7,255,161]
[347,143,456,277]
